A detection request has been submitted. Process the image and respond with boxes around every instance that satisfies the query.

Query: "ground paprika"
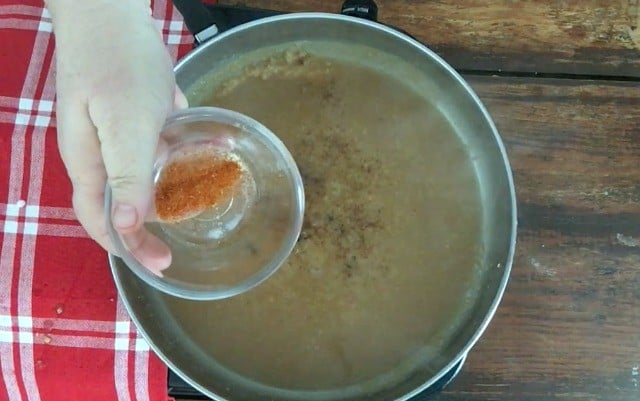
[154,150,243,223]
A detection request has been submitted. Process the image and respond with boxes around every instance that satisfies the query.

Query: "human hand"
[48,0,186,273]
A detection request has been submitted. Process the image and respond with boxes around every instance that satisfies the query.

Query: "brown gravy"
[167,45,484,391]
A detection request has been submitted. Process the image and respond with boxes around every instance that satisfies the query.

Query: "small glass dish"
[105,107,305,301]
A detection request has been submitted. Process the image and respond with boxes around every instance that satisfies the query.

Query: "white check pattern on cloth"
[0,1,194,400]
[3,203,39,236]
[1,202,88,238]
[1,5,53,399]
[0,312,147,350]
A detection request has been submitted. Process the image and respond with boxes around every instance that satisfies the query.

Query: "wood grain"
[426,76,640,401]
[219,0,640,77]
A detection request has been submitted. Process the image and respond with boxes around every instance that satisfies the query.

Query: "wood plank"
[430,76,640,401]
[218,0,640,77]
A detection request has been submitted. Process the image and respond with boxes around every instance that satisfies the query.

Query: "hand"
[48,0,186,273]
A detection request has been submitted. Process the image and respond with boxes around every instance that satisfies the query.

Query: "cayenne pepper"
[154,150,243,223]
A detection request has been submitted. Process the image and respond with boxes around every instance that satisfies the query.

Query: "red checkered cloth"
[0,1,195,400]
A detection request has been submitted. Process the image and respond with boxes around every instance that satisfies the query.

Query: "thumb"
[90,97,167,234]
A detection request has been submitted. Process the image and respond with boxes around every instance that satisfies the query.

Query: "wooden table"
[206,1,640,400]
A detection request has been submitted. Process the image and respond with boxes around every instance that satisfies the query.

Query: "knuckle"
[107,173,141,190]
[68,167,104,189]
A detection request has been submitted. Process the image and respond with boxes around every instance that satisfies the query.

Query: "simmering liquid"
[167,44,484,391]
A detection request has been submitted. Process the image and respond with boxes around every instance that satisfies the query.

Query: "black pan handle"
[341,0,378,21]
[172,0,231,44]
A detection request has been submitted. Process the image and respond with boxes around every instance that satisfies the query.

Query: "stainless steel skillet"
[110,4,517,400]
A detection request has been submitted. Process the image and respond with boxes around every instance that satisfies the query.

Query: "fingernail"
[151,269,164,278]
[113,204,138,230]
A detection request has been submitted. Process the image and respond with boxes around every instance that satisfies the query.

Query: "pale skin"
[47,0,181,274]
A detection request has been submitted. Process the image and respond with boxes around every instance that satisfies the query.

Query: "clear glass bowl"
[105,107,305,300]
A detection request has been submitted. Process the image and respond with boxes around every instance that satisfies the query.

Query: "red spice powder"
[154,152,242,223]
